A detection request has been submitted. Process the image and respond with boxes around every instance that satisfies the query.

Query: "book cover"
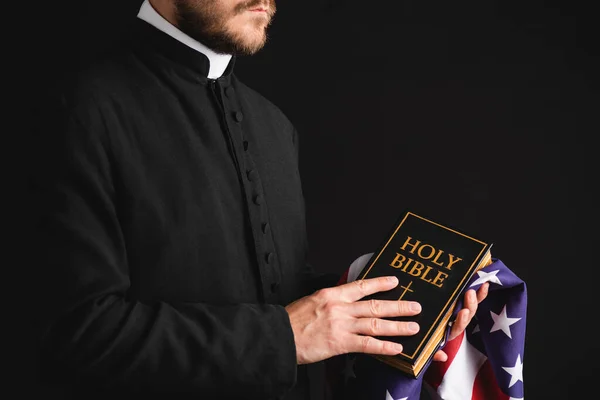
[357,210,493,378]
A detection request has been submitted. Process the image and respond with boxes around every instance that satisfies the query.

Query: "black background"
[16,0,599,398]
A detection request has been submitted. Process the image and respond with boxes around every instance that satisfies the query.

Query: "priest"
[29,1,487,399]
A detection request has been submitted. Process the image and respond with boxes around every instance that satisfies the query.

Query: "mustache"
[235,0,276,16]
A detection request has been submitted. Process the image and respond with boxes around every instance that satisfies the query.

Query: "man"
[30,1,487,399]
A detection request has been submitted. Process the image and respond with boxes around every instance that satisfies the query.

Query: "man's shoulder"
[51,45,144,116]
[232,77,295,130]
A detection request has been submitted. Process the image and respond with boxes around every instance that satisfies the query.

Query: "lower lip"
[249,9,267,12]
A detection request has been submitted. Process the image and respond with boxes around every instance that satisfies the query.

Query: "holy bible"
[357,210,493,378]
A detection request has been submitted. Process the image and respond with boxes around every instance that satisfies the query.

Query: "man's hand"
[285,276,422,364]
[431,282,490,362]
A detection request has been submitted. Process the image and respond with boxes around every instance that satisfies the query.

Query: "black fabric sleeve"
[300,263,344,296]
[30,96,298,397]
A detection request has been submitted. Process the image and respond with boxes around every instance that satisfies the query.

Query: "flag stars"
[385,391,408,400]
[490,305,521,339]
[502,354,524,388]
[470,269,502,287]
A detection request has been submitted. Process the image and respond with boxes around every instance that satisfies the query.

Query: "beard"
[174,0,276,56]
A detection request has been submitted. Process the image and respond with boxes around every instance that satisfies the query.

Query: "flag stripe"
[437,333,487,399]
[424,330,465,389]
[338,268,349,286]
[337,256,526,400]
[472,359,510,400]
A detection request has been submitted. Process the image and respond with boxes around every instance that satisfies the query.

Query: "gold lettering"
[389,253,406,269]
[407,261,426,277]
[431,249,445,267]
[417,244,436,260]
[400,236,420,254]
[419,265,434,283]
[401,257,414,272]
[445,254,462,270]
[390,251,448,288]
[431,270,448,287]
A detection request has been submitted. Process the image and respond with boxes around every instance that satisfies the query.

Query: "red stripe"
[424,330,465,389]
[472,359,510,400]
[338,269,349,286]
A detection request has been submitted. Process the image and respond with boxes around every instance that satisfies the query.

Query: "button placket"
[261,222,270,235]
[265,252,274,264]
[243,159,280,301]
[246,169,258,181]
[270,281,280,294]
[233,111,244,122]
[217,82,280,302]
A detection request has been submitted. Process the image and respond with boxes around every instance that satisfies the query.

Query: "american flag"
[334,253,527,400]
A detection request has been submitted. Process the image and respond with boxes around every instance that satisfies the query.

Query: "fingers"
[464,288,478,317]
[448,288,478,341]
[352,317,420,337]
[476,282,489,303]
[448,284,488,341]
[448,308,470,341]
[347,335,406,356]
[349,298,422,318]
[433,349,448,362]
[334,276,399,303]
[439,285,490,361]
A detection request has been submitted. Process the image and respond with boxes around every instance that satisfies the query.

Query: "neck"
[149,0,178,27]
[138,0,233,79]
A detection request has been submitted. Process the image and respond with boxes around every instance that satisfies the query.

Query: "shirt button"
[265,252,274,264]
[246,169,258,181]
[234,111,244,122]
[261,222,270,234]
[270,282,280,293]
[243,141,249,151]
[253,194,262,205]
[225,86,234,98]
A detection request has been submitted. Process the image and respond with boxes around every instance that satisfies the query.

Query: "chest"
[101,79,305,304]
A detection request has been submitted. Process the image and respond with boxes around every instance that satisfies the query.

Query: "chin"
[246,34,267,48]
[225,19,270,54]
[235,31,267,51]
[239,40,267,55]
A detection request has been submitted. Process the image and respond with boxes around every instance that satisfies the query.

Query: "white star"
[470,269,502,287]
[385,392,408,400]
[502,354,524,388]
[490,305,521,339]
[472,324,480,333]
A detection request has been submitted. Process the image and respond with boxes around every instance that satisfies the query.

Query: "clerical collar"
[137,0,232,79]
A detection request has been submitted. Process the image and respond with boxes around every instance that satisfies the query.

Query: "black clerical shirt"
[30,18,337,400]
